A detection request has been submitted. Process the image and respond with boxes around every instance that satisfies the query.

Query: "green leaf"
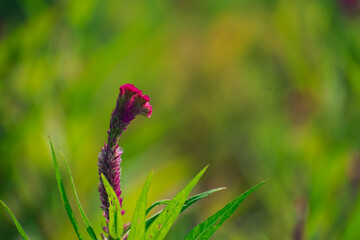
[180,187,226,213]
[184,180,267,240]
[60,151,98,240]
[128,172,153,240]
[49,137,84,240]
[145,166,208,240]
[101,174,124,239]
[0,200,30,240]
[145,187,226,228]
[145,199,170,215]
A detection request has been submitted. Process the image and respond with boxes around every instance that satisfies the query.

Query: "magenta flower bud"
[98,84,152,222]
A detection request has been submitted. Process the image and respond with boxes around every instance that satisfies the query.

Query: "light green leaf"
[145,166,208,240]
[49,137,84,240]
[145,187,226,228]
[128,172,153,240]
[101,174,124,239]
[0,200,30,240]
[60,151,98,240]
[184,180,267,240]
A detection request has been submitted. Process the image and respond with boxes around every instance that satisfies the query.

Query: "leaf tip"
[59,150,66,160]
[258,179,269,186]
[202,165,210,173]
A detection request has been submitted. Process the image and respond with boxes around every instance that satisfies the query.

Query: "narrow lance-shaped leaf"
[0,200,30,240]
[145,166,208,240]
[49,137,84,240]
[184,180,267,240]
[124,187,225,234]
[60,151,98,240]
[145,199,170,215]
[145,187,226,229]
[179,187,226,213]
[128,172,153,240]
[101,174,124,239]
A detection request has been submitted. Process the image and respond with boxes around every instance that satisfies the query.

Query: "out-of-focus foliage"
[1,0,360,239]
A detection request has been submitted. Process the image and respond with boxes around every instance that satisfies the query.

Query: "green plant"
[1,84,266,240]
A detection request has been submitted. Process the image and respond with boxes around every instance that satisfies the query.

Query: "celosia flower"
[98,84,152,221]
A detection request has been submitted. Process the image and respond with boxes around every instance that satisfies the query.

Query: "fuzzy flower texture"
[98,84,152,222]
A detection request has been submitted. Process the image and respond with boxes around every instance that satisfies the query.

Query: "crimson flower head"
[107,84,152,144]
[98,84,152,222]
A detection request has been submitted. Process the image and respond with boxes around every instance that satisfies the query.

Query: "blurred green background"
[1,0,360,239]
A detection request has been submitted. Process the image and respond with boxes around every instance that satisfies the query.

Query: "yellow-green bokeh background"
[1,0,360,239]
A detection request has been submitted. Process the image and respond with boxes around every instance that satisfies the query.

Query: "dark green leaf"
[60,151,98,240]
[181,187,226,212]
[184,180,267,240]
[145,187,226,228]
[49,137,84,240]
[145,166,208,240]
[145,199,170,215]
[128,172,153,240]
[101,174,124,239]
[0,200,30,240]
